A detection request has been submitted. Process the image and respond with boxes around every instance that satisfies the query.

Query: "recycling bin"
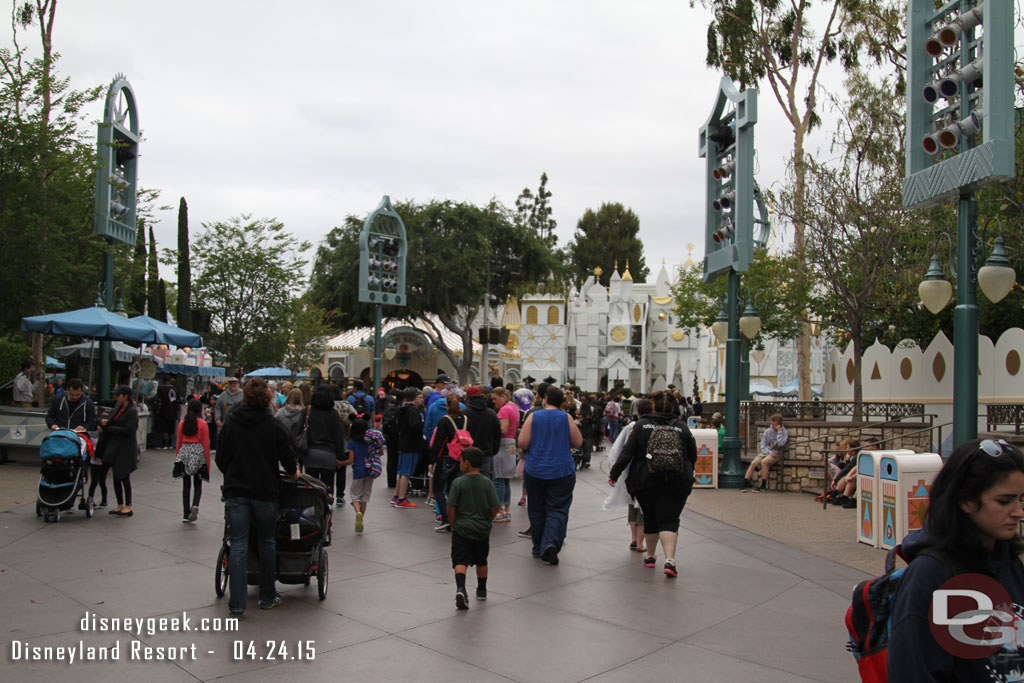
[690,428,719,489]
[877,452,943,551]
[856,449,915,547]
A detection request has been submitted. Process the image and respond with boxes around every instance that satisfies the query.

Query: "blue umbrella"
[128,315,203,347]
[244,367,309,379]
[21,306,158,343]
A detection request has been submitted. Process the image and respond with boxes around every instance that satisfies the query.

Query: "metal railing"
[744,400,925,423]
[987,404,1024,434]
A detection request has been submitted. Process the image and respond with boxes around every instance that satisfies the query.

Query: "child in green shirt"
[446,447,499,609]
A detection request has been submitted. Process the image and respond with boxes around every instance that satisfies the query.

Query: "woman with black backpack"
[607,391,696,578]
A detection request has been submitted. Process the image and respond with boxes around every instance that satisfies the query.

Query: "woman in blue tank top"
[517,386,583,565]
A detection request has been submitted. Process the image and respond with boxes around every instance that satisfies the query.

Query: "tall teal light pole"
[699,77,757,488]
[905,0,1014,446]
[358,196,407,391]
[92,75,139,400]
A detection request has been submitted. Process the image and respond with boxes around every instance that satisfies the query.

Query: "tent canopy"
[128,315,203,347]
[45,356,65,371]
[22,306,158,343]
[243,367,309,379]
[54,340,144,363]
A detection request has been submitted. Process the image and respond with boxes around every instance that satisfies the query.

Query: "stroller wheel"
[215,544,229,597]
[85,497,95,519]
[36,500,42,517]
[317,548,328,600]
[52,509,61,523]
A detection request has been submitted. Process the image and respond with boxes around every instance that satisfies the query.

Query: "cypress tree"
[147,225,159,317]
[176,197,191,329]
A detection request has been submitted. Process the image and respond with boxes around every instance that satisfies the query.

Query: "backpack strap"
[917,547,965,578]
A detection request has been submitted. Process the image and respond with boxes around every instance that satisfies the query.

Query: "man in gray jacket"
[13,360,36,407]
[215,378,244,429]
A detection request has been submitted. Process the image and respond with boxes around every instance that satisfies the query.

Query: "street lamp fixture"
[919,219,1016,314]
[711,300,729,344]
[739,298,761,339]
[384,340,397,360]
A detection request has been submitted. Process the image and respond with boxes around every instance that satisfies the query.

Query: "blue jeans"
[604,417,620,443]
[525,473,575,556]
[479,455,494,480]
[225,497,279,613]
[495,477,511,507]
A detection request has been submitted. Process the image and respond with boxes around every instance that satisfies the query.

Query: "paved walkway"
[1,447,871,682]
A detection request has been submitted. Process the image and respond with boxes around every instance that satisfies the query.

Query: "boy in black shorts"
[446,446,499,609]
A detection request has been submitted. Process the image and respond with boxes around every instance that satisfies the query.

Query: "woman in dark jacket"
[429,394,466,531]
[607,391,696,578]
[304,384,350,498]
[99,385,139,517]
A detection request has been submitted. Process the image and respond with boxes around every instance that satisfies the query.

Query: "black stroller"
[215,475,332,600]
[36,429,93,523]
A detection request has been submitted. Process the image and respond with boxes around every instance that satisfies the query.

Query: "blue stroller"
[36,429,93,523]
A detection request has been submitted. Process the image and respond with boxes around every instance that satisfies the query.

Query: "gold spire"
[684,242,695,266]
[593,266,603,279]
[614,260,619,273]
[622,259,633,281]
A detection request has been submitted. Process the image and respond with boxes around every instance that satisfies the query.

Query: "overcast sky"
[16,1,1022,285]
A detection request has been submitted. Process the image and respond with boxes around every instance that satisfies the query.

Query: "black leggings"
[88,464,108,503]
[114,476,132,506]
[182,474,203,516]
[634,484,691,535]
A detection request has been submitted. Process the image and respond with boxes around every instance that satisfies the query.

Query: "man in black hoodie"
[216,377,300,616]
[463,386,502,480]
[392,386,424,508]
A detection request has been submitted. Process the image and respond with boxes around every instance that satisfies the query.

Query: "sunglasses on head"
[978,439,1020,458]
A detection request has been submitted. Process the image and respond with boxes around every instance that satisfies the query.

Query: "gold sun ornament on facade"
[671,330,685,342]
[610,326,627,343]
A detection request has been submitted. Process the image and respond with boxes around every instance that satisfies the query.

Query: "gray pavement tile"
[683,580,859,683]
[400,599,672,683]
[408,546,602,600]
[130,601,385,681]
[211,634,515,683]
[0,562,91,644]
[324,527,452,570]
[310,567,504,633]
[58,562,221,619]
[583,640,825,683]
[522,573,754,640]
[3,631,199,683]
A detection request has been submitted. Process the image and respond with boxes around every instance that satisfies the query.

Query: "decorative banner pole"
[358,196,408,392]
[699,77,756,488]
[92,75,139,400]
[905,0,1014,446]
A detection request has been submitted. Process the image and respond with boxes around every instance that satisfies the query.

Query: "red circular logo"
[929,573,1015,659]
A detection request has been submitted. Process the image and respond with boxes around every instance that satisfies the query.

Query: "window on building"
[547,305,559,325]
[526,305,537,325]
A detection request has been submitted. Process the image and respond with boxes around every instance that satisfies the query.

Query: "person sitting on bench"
[741,414,788,492]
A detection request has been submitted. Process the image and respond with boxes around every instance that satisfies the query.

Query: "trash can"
[690,428,719,488]
[856,450,915,547]
[878,452,943,551]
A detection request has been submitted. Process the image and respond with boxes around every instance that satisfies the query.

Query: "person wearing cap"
[462,386,502,480]
[97,385,139,516]
[425,374,452,410]
[216,377,243,430]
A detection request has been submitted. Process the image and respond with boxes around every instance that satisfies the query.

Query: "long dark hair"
[925,438,1024,568]
[182,398,202,436]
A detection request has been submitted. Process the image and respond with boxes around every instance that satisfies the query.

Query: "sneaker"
[182,516,190,524]
[188,506,199,523]
[518,528,532,538]
[493,513,509,524]
[842,498,857,509]
[390,496,399,507]
[758,483,768,492]
[336,499,346,508]
[455,589,469,610]
[643,556,657,568]
[434,521,451,532]
[739,479,753,492]
[664,560,678,578]
[541,546,559,565]
[259,595,282,610]
[425,497,436,507]
[396,499,417,508]
[355,511,364,533]
[97,500,108,508]
[476,587,487,601]
[517,497,526,506]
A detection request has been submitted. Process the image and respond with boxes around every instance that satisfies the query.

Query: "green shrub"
[0,339,31,384]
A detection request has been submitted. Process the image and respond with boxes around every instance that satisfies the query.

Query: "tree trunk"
[32,332,44,408]
[851,330,864,422]
[791,125,813,402]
